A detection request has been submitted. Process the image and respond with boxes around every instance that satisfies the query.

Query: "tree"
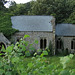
[64,11,75,24]
[0,0,7,10]
[30,0,75,23]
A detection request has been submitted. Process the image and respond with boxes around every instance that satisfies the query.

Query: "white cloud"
[14,0,32,4]
[5,0,32,8]
[5,0,32,4]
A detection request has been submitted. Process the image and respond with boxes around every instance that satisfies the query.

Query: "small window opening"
[44,39,46,49]
[40,39,43,49]
[57,38,62,49]
[71,39,75,49]
[40,38,47,49]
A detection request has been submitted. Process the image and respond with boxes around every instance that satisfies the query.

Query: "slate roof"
[55,24,75,36]
[11,16,53,32]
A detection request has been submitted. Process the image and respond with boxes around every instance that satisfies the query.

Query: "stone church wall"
[56,36,75,53]
[12,31,54,50]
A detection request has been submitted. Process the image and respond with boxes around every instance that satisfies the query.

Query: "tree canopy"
[0,0,75,38]
[8,0,75,23]
[0,0,6,10]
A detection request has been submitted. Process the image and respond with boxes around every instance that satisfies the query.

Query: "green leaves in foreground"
[0,35,74,75]
[12,57,20,63]
[23,35,30,39]
[27,63,33,68]
[6,46,13,53]
[60,54,74,69]
[41,50,48,57]
[60,70,70,75]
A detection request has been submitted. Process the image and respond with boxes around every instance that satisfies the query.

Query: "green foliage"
[0,0,6,10]
[0,11,18,38]
[9,2,31,16]
[64,12,75,24]
[23,35,30,39]
[0,0,75,38]
[60,54,74,69]
[8,0,75,23]
[0,35,75,75]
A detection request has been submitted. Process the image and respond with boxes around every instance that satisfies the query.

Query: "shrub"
[0,35,74,75]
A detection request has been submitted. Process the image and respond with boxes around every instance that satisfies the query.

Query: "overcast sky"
[5,0,32,8]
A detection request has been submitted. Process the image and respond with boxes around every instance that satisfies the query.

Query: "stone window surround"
[40,37,47,50]
[71,39,75,49]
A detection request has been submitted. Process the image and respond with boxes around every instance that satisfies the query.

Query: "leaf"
[69,54,74,59]
[25,51,31,56]
[4,65,10,70]
[14,45,18,50]
[19,44,26,51]
[6,46,13,53]
[29,46,35,51]
[1,46,6,52]
[5,71,12,75]
[34,52,37,56]
[23,35,30,39]
[27,63,33,68]
[24,41,29,46]
[12,57,19,63]
[15,42,19,45]
[34,40,38,44]
[0,62,3,67]
[42,51,48,56]
[0,53,3,56]
[0,69,5,74]
[60,70,70,75]
[40,53,44,57]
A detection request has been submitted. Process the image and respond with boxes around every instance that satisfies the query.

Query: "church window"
[40,39,43,49]
[40,38,47,49]
[71,39,75,49]
[57,38,62,49]
[44,39,47,49]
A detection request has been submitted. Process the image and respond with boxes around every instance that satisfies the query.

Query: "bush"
[0,35,74,75]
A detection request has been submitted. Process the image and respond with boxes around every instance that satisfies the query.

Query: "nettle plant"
[0,35,75,75]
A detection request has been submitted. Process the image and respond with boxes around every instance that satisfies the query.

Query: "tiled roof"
[55,24,75,36]
[11,16,53,32]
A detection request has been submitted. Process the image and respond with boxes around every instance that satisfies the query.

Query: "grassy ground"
[24,55,75,70]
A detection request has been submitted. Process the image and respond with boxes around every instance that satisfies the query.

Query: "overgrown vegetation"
[0,11,18,38]
[0,0,18,38]
[0,0,75,38]
[8,0,75,24]
[0,0,75,74]
[0,35,75,75]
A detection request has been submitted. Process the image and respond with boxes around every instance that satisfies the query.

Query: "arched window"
[0,42,6,50]
[17,38,20,42]
[44,39,47,49]
[40,39,43,49]
[40,38,47,49]
[56,38,62,49]
[71,39,75,49]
